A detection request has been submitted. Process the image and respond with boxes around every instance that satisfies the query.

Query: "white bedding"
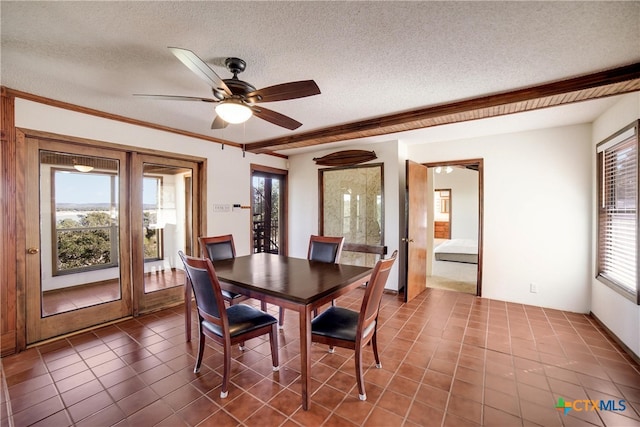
[434,239,478,264]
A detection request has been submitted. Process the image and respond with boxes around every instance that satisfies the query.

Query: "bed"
[434,239,478,264]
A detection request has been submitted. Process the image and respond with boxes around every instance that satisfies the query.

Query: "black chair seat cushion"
[221,289,243,301]
[311,306,376,342]
[202,304,276,338]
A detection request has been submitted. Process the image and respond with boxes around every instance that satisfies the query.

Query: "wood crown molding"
[2,86,244,149]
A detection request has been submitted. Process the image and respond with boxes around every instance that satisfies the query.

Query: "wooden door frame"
[23,137,132,343]
[132,153,204,315]
[12,128,206,350]
[423,159,483,296]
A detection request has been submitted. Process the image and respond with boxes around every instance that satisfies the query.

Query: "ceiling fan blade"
[133,94,217,102]
[211,115,228,129]
[246,80,320,103]
[251,106,302,130]
[168,47,232,96]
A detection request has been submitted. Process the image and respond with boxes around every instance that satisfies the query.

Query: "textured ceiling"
[2,1,639,154]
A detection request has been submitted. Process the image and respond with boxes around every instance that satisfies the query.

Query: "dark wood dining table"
[184,252,372,410]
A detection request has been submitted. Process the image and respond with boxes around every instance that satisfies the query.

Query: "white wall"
[407,124,593,313]
[288,141,402,291]
[432,167,479,240]
[15,99,287,257]
[591,93,640,359]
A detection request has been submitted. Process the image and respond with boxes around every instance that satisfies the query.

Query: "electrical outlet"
[530,283,538,293]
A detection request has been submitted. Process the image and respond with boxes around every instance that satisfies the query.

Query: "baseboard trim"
[590,311,640,366]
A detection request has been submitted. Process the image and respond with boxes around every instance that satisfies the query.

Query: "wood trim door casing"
[1,88,21,355]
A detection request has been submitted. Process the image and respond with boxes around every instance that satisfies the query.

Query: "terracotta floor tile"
[291,400,332,426]
[3,288,640,426]
[376,389,412,417]
[107,376,147,401]
[447,394,483,424]
[116,387,160,416]
[245,404,287,426]
[224,391,265,421]
[334,397,375,425]
[60,379,105,407]
[67,390,114,423]
[126,399,174,426]
[9,383,58,413]
[74,403,126,427]
[483,406,523,427]
[28,409,73,427]
[406,400,445,426]
[11,395,65,426]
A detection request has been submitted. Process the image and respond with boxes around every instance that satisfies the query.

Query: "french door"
[132,153,199,314]
[24,134,200,344]
[25,139,132,343]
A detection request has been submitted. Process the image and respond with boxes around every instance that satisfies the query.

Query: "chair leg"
[194,332,205,374]
[269,323,279,371]
[355,347,366,401]
[220,341,231,399]
[278,307,285,328]
[261,300,267,311]
[372,330,382,369]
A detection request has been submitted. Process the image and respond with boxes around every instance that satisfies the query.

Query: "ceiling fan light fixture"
[215,100,253,124]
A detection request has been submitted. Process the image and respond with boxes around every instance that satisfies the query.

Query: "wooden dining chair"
[278,235,345,327]
[310,250,397,401]
[178,251,279,399]
[198,235,247,306]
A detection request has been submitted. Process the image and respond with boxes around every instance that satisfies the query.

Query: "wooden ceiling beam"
[246,62,640,154]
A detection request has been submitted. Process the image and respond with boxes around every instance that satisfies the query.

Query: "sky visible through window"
[55,172,158,206]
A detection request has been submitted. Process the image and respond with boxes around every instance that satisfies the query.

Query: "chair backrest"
[307,235,345,264]
[178,251,227,326]
[199,235,236,262]
[358,250,398,335]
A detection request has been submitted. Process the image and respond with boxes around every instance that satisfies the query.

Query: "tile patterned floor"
[42,270,185,316]
[2,287,640,426]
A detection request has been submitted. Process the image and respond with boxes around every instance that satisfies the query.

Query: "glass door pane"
[321,164,383,266]
[133,154,200,315]
[142,163,192,294]
[26,139,131,344]
[42,152,121,316]
[252,175,282,254]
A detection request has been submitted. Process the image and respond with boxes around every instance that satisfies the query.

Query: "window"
[597,121,639,304]
[143,176,163,261]
[320,163,383,267]
[52,166,119,275]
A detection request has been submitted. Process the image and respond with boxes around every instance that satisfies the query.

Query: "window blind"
[597,124,638,298]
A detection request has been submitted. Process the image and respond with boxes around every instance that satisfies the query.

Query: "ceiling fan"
[134,47,320,130]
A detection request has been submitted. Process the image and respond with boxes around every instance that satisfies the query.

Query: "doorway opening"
[425,160,483,296]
